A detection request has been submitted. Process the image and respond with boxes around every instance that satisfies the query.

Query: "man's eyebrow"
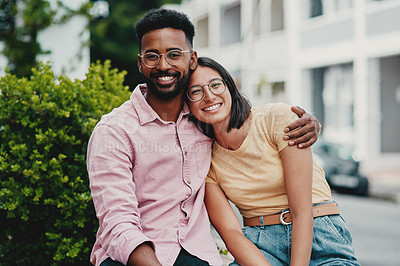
[143,49,158,54]
[167,48,184,51]
[143,48,184,54]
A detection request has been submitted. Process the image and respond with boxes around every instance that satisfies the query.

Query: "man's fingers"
[284,123,312,139]
[288,134,317,149]
[291,106,305,118]
[297,136,317,148]
[285,106,320,148]
[287,133,311,146]
[284,117,309,132]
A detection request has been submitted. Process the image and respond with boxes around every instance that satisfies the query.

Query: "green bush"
[0,60,131,265]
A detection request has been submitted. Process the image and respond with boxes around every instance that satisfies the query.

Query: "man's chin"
[148,84,183,100]
[143,74,188,100]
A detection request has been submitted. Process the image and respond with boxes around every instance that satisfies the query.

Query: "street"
[333,193,400,266]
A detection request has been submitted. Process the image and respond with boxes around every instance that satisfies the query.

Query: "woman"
[186,57,360,266]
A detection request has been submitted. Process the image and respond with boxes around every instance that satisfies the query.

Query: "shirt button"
[186,179,191,184]
[184,151,188,156]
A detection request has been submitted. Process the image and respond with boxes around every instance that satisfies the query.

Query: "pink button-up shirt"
[87,85,222,266]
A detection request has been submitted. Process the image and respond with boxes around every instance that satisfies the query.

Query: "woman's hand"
[284,106,321,148]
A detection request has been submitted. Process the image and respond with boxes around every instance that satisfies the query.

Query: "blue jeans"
[100,248,209,266]
[230,202,360,266]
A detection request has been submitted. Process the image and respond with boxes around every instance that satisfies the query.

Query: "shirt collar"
[130,83,190,125]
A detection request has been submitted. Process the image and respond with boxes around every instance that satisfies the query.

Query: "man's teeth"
[158,76,173,81]
[204,104,221,111]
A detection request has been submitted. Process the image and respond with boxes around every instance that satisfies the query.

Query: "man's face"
[138,28,197,100]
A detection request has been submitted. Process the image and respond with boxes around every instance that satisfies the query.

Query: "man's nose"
[157,54,171,70]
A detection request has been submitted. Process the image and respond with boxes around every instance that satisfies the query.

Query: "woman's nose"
[203,86,216,102]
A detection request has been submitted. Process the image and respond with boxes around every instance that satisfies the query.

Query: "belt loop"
[259,216,264,228]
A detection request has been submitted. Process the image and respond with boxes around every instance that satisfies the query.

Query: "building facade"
[178,0,400,172]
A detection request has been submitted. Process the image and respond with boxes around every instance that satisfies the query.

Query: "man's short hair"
[134,8,195,51]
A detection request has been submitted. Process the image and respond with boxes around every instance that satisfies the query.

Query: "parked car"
[313,139,369,196]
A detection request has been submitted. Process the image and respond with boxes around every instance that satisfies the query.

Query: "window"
[220,3,241,45]
[271,0,284,31]
[253,0,284,35]
[310,0,323,17]
[195,16,209,48]
[309,0,353,18]
[311,63,354,142]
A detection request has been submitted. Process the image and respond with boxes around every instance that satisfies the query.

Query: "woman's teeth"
[203,103,221,111]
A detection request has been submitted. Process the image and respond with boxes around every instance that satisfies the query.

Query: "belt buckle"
[280,210,292,225]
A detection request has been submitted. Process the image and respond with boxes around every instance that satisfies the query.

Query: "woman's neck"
[213,115,251,151]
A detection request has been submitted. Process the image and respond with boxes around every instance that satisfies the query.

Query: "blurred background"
[2,0,398,183]
[179,0,400,182]
[1,0,399,265]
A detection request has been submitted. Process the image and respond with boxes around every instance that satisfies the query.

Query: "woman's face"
[187,66,232,126]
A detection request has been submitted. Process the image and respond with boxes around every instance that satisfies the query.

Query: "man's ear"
[137,54,143,73]
[190,51,198,71]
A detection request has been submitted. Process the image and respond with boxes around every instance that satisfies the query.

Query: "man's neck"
[145,91,184,122]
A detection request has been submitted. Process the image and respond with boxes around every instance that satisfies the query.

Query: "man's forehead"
[141,27,189,51]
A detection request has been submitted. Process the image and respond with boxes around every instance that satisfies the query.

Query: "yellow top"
[206,103,332,218]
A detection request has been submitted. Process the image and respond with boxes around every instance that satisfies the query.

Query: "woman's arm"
[280,145,314,266]
[205,183,271,266]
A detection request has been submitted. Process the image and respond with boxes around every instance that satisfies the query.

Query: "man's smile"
[152,72,179,87]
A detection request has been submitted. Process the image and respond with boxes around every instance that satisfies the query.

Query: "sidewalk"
[363,168,400,203]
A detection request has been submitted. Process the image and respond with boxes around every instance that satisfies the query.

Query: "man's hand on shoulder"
[283,106,321,149]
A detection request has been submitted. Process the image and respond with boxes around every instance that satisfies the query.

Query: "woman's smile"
[203,103,222,112]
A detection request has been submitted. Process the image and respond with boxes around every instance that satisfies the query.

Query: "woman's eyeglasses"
[187,78,227,102]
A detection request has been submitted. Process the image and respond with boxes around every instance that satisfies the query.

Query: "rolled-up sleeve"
[87,123,154,265]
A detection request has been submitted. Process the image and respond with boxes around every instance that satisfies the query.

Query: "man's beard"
[143,70,191,100]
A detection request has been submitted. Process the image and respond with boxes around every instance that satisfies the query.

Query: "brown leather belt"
[243,202,340,226]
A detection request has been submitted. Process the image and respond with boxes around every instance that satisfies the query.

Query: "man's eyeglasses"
[139,50,192,68]
[187,78,227,102]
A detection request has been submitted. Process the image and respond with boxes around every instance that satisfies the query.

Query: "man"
[87,8,321,266]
